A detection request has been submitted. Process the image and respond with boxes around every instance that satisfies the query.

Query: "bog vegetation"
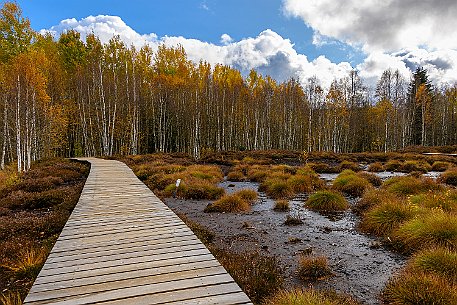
[1,2,457,175]
[0,159,89,301]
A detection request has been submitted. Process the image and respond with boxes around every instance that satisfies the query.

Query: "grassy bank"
[0,159,89,303]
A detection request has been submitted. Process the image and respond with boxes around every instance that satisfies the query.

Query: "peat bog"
[124,150,457,305]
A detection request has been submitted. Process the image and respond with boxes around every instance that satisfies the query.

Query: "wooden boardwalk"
[24,158,252,305]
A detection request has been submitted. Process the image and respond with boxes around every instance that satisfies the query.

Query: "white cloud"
[358,49,457,85]
[42,15,159,49]
[220,34,233,45]
[283,0,457,52]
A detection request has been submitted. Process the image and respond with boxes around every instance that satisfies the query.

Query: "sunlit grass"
[306,190,349,213]
[204,194,250,213]
[382,176,443,196]
[360,199,417,237]
[394,210,457,253]
[264,288,361,305]
[2,246,47,278]
[0,291,22,305]
[382,271,457,305]
[297,255,334,281]
[332,170,371,197]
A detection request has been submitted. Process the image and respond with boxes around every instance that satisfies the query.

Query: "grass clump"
[264,288,360,305]
[308,162,336,173]
[400,160,431,173]
[408,247,457,282]
[382,271,457,305]
[227,170,246,182]
[382,176,443,196]
[353,189,398,215]
[332,170,371,197]
[236,189,258,204]
[384,159,403,171]
[204,194,250,213]
[306,190,349,212]
[393,211,457,253]
[2,247,47,278]
[337,160,360,172]
[247,166,269,182]
[356,172,382,187]
[177,180,225,200]
[274,200,290,211]
[0,291,22,305]
[287,174,324,194]
[297,255,334,281]
[360,199,417,237]
[260,178,294,199]
[439,168,457,186]
[212,249,283,304]
[368,162,384,172]
[431,161,453,172]
[408,190,457,212]
[136,161,225,199]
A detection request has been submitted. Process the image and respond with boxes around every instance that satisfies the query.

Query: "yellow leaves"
[45,104,68,152]
[153,44,194,86]
[373,98,394,118]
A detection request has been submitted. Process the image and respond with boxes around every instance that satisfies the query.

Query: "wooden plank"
[31,259,221,292]
[24,158,252,304]
[32,253,216,287]
[27,274,238,305]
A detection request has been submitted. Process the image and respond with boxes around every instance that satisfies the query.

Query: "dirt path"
[165,180,406,305]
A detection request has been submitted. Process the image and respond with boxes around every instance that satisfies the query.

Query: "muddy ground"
[165,179,407,305]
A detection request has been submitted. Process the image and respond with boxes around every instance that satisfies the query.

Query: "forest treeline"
[1,2,457,171]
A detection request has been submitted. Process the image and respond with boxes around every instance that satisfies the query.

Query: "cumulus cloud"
[283,0,457,52]
[220,34,233,45]
[283,0,457,86]
[358,49,457,85]
[42,15,159,49]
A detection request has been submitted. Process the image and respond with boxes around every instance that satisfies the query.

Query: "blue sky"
[17,0,362,64]
[14,0,457,87]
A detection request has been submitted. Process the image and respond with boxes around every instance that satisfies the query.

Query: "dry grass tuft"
[264,288,361,305]
[431,161,453,172]
[359,199,417,237]
[284,214,304,226]
[408,247,457,282]
[273,199,290,211]
[0,291,22,305]
[394,211,457,253]
[354,189,398,215]
[368,162,384,172]
[332,170,371,197]
[236,189,258,204]
[204,194,250,213]
[306,190,349,212]
[382,176,443,196]
[211,249,283,304]
[297,255,334,281]
[382,271,457,305]
[2,246,47,278]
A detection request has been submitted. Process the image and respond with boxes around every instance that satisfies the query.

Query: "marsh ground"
[165,179,405,305]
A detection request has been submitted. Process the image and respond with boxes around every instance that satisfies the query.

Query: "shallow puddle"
[319,171,441,182]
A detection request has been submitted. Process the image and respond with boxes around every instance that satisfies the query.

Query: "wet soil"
[165,178,407,305]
